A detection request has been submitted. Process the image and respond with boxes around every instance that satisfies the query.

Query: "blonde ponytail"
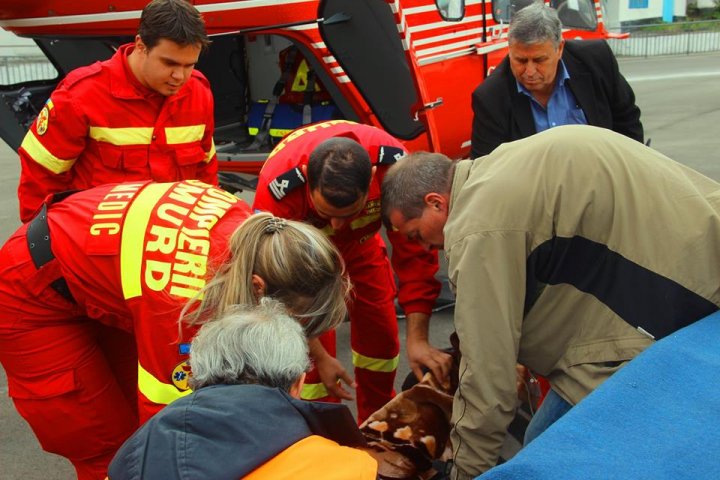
[183,212,349,338]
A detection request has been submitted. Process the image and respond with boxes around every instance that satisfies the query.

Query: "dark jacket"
[470,40,643,158]
[107,384,368,480]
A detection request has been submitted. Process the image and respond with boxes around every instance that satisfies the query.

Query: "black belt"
[26,192,77,303]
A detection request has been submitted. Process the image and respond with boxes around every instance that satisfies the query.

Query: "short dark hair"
[138,0,210,51]
[307,137,373,208]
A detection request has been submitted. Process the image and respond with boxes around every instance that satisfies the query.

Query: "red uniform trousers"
[0,228,138,480]
[303,233,399,421]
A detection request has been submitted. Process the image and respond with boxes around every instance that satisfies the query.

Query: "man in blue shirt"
[519,60,587,132]
[470,2,643,158]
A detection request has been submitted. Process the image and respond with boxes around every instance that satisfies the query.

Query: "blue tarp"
[478,311,720,480]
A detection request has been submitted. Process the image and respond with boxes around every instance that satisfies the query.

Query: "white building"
[603,0,714,30]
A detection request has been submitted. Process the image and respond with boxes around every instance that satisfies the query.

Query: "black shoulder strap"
[267,167,307,200]
[377,145,406,165]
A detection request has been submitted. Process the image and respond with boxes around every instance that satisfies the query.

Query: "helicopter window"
[551,0,598,30]
[0,40,57,86]
[436,0,465,21]
[492,0,535,23]
[320,0,425,140]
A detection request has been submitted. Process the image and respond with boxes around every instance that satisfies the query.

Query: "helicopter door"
[318,0,428,143]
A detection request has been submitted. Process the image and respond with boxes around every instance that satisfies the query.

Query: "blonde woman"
[0,180,349,480]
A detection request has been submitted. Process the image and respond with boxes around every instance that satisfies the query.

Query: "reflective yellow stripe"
[138,362,192,406]
[120,183,174,299]
[351,213,380,230]
[301,382,330,400]
[247,127,294,138]
[204,139,216,163]
[89,126,153,145]
[352,350,399,373]
[165,124,205,144]
[20,131,76,174]
[269,128,295,138]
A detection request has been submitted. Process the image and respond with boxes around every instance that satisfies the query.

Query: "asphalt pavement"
[0,51,719,479]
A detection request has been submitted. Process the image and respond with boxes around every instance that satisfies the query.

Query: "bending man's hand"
[406,312,453,384]
[309,337,356,401]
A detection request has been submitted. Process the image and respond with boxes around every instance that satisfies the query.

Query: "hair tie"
[264,217,287,234]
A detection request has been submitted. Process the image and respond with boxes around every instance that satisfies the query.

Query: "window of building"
[629,0,649,9]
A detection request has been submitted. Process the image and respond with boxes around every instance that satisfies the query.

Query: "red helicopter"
[0,0,609,176]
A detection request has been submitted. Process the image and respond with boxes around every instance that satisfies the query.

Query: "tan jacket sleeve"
[448,230,528,479]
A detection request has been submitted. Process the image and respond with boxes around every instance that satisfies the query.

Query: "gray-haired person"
[108,298,378,480]
[470,1,642,158]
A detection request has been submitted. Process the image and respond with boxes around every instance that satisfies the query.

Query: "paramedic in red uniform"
[253,120,452,421]
[0,180,349,480]
[17,0,218,223]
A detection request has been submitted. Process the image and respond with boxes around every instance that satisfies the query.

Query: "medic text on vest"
[143,181,238,299]
[89,183,145,235]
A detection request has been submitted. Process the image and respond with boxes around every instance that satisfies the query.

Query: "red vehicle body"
[0,0,610,177]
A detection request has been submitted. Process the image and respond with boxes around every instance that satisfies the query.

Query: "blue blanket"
[478,311,720,480]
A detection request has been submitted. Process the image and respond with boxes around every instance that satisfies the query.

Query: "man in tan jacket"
[381,125,720,480]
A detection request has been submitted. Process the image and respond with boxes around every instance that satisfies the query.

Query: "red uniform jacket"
[18,43,218,222]
[253,120,439,315]
[46,181,248,420]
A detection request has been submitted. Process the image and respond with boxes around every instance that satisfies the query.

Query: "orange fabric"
[244,435,377,480]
